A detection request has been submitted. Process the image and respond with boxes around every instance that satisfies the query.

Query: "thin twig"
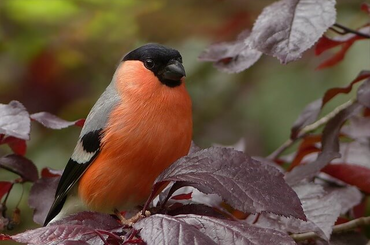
[2,182,14,207]
[291,216,370,241]
[15,184,24,209]
[267,99,354,160]
[300,99,354,134]
[331,23,370,39]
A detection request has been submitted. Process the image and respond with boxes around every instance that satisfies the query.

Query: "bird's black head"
[123,43,186,88]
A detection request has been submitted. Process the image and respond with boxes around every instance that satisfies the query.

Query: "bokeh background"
[0,0,368,234]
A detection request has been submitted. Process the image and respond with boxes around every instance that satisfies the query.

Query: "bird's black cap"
[123,43,185,87]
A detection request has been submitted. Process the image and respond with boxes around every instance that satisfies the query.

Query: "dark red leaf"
[323,70,370,105]
[365,107,370,117]
[247,0,336,64]
[199,30,262,73]
[0,234,12,241]
[153,147,306,220]
[0,154,38,182]
[361,3,370,14]
[353,198,367,219]
[297,134,322,150]
[316,26,369,69]
[41,167,63,178]
[288,145,320,171]
[178,214,295,245]
[0,101,30,140]
[1,136,27,155]
[29,175,60,225]
[316,41,354,69]
[290,70,370,139]
[286,135,322,170]
[171,192,192,200]
[134,215,216,245]
[31,112,85,129]
[12,212,122,245]
[0,181,12,200]
[315,36,343,56]
[285,103,363,185]
[322,164,370,193]
[74,118,85,127]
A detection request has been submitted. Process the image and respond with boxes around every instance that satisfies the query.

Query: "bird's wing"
[44,82,121,225]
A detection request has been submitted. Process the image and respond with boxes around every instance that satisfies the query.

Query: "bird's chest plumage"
[78,84,192,212]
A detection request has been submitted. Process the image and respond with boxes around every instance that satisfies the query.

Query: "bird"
[44,43,193,226]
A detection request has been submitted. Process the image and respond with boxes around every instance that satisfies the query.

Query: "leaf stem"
[2,182,14,208]
[15,183,24,209]
[291,216,370,241]
[300,99,354,134]
[330,23,370,39]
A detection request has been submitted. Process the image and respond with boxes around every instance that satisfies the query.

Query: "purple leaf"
[29,175,60,225]
[297,184,361,240]
[322,140,370,193]
[12,212,122,245]
[341,116,370,139]
[167,204,226,219]
[252,183,362,241]
[177,214,296,245]
[134,214,216,245]
[0,154,38,182]
[333,141,370,169]
[285,103,362,185]
[50,212,120,230]
[30,112,85,129]
[247,0,336,63]
[0,101,30,140]
[357,79,370,108]
[188,141,201,154]
[213,138,246,152]
[154,147,306,220]
[290,99,322,139]
[199,30,262,73]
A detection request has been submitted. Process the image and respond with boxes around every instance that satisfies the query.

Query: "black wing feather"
[43,129,102,225]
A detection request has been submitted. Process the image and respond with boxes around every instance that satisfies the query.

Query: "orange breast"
[78,61,192,212]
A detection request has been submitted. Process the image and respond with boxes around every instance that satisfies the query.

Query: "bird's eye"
[144,59,155,69]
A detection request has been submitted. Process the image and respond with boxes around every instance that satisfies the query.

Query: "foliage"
[0,0,370,244]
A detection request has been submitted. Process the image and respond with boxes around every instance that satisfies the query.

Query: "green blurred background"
[0,0,368,235]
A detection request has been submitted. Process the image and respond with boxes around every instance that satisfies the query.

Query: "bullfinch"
[44,44,192,226]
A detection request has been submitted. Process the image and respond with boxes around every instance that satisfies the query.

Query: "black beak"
[161,60,186,81]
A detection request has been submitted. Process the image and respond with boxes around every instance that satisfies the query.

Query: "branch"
[267,99,354,160]
[330,23,370,39]
[300,99,354,134]
[291,216,370,241]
